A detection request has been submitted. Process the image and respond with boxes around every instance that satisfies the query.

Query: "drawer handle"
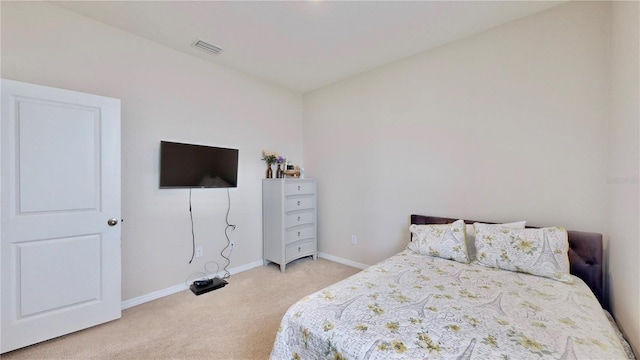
[297,216,301,222]
[298,246,301,252]
[297,231,301,237]
[297,185,301,191]
[297,200,301,206]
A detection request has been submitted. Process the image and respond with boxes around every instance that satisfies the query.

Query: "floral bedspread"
[270,249,626,359]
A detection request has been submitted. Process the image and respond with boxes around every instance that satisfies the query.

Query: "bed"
[270,215,633,359]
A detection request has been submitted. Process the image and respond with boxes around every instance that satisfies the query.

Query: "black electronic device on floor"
[190,277,227,296]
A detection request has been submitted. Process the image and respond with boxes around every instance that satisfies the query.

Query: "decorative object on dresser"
[283,165,301,178]
[263,179,317,272]
[261,150,278,179]
[276,156,285,178]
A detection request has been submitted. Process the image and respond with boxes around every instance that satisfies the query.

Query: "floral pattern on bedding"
[270,250,626,360]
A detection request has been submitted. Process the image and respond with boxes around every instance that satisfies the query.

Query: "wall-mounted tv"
[159,141,238,188]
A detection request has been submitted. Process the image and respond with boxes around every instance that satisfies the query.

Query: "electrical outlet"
[351,235,357,245]
[195,246,203,258]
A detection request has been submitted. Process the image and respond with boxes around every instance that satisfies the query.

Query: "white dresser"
[262,179,317,273]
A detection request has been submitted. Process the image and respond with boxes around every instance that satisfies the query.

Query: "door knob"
[107,218,119,226]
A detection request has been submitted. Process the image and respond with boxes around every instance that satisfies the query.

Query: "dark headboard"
[410,215,604,308]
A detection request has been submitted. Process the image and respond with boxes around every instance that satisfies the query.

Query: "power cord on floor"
[185,272,207,287]
[204,261,220,279]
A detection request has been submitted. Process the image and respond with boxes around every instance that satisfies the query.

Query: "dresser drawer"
[285,240,316,262]
[285,181,316,196]
[285,197,314,212]
[285,211,315,228]
[285,226,315,244]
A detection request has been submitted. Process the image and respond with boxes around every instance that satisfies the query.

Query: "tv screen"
[159,141,238,188]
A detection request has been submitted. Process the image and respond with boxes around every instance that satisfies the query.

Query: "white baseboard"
[121,255,366,310]
[318,252,369,270]
[121,259,264,310]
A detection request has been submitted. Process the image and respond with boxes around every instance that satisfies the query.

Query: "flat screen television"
[159,141,238,188]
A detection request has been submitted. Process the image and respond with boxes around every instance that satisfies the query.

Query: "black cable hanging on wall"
[219,188,236,279]
[188,187,196,264]
[186,187,235,281]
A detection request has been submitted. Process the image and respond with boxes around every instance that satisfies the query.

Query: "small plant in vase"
[262,150,278,178]
[276,156,285,178]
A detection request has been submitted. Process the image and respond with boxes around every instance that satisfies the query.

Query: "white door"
[1,79,121,353]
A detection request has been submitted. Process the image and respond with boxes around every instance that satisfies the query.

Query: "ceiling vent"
[192,40,223,55]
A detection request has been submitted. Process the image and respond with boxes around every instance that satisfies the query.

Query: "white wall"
[304,1,609,263]
[1,1,304,301]
[304,0,640,352]
[608,1,639,354]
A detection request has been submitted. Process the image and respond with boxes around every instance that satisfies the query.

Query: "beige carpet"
[2,257,360,360]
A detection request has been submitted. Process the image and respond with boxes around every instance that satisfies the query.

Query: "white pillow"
[473,222,572,282]
[408,220,469,263]
[466,221,526,261]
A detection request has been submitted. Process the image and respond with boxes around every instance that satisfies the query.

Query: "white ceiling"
[52,1,565,94]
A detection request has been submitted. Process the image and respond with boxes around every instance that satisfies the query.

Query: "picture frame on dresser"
[262,178,317,273]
